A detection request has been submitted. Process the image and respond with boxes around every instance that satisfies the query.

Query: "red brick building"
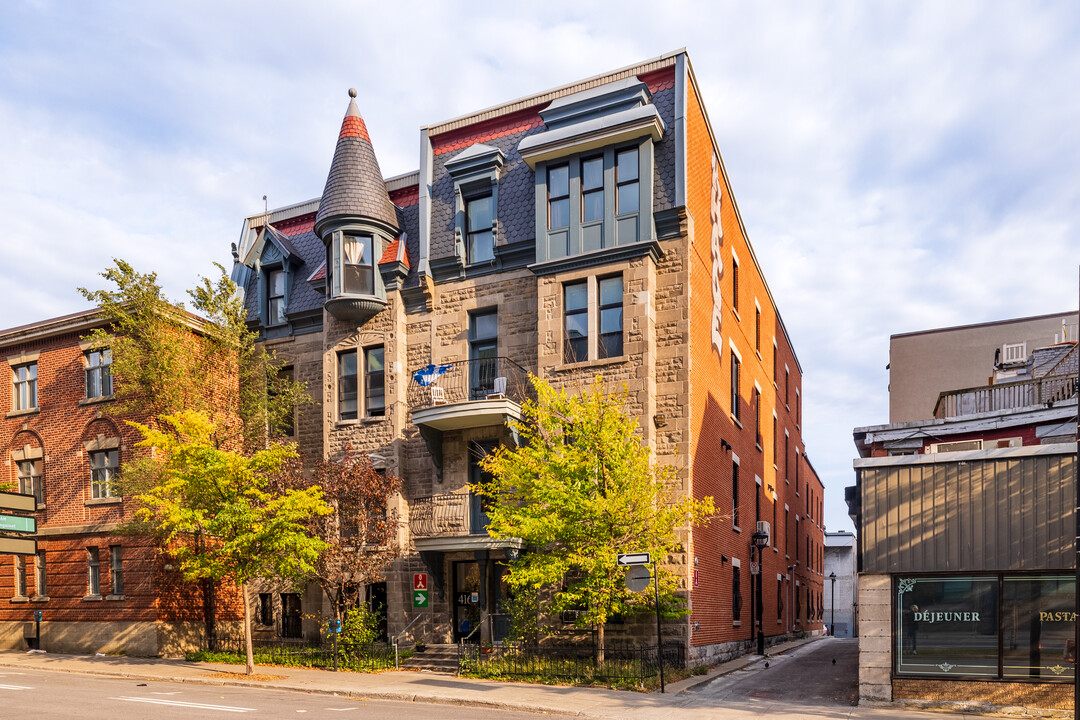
[0,309,241,654]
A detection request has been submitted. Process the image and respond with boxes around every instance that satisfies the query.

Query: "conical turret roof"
[315,89,398,233]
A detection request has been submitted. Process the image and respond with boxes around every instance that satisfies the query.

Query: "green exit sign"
[0,514,36,534]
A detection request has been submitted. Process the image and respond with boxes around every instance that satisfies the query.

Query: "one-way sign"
[617,552,651,566]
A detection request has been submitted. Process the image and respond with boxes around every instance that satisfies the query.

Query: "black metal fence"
[407,357,534,409]
[458,642,685,687]
[196,636,397,672]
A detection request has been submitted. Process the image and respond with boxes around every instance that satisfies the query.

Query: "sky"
[1,0,1078,534]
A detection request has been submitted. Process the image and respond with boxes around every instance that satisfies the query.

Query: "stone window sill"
[30,596,49,603]
[361,416,386,424]
[335,419,360,428]
[733,620,742,627]
[732,525,741,533]
[105,595,125,601]
[9,596,28,604]
[83,595,103,602]
[6,408,39,419]
[554,355,627,373]
[731,416,743,429]
[78,395,115,406]
[85,497,122,506]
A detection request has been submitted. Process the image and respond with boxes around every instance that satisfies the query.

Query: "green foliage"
[337,603,383,652]
[502,589,540,644]
[79,260,311,452]
[132,410,331,587]
[477,375,715,640]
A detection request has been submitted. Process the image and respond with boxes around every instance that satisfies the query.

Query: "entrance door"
[281,593,302,638]
[366,582,388,642]
[453,561,481,642]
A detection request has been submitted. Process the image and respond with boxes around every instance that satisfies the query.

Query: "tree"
[477,375,716,655]
[275,451,403,629]
[131,410,331,675]
[79,259,309,451]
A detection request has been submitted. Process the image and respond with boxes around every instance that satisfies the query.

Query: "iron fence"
[407,357,533,409]
[458,641,685,686]
[196,636,397,672]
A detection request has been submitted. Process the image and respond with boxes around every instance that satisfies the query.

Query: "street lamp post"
[752,528,770,655]
[829,572,836,637]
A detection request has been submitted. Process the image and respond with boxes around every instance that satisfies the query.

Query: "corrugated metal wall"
[856,446,1076,573]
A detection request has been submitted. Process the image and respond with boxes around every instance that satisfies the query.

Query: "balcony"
[933,373,1078,419]
[409,491,524,552]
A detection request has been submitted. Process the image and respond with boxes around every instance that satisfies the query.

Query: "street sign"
[625,565,651,593]
[0,536,36,556]
[693,569,700,588]
[413,573,428,591]
[0,513,35,534]
[0,491,34,513]
[617,552,651,567]
[413,590,429,608]
[750,561,760,576]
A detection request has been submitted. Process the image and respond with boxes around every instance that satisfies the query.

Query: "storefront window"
[1003,575,1075,680]
[896,576,998,677]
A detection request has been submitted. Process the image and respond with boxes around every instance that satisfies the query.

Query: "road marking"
[0,684,33,690]
[326,709,357,712]
[150,691,183,695]
[112,696,255,713]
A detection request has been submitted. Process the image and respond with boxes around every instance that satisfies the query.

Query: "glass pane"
[564,282,587,311]
[600,307,622,334]
[599,332,622,359]
[565,312,588,340]
[565,337,588,364]
[102,366,112,395]
[86,369,99,399]
[618,182,639,214]
[468,230,494,263]
[343,264,373,295]
[339,351,357,419]
[896,576,999,677]
[617,148,638,182]
[549,198,569,229]
[270,270,285,296]
[548,165,568,198]
[582,157,603,190]
[582,189,603,223]
[467,195,492,232]
[343,235,372,265]
[599,276,622,306]
[270,298,286,325]
[366,348,384,372]
[1003,575,1075,680]
[471,312,498,341]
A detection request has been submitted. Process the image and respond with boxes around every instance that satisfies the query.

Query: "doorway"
[453,561,481,642]
[281,593,302,638]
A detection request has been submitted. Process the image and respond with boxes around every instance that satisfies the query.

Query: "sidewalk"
[0,637,823,719]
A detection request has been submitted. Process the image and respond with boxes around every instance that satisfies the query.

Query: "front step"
[400,643,461,673]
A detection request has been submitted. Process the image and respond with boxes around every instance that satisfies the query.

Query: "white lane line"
[0,684,33,690]
[326,708,357,712]
[112,696,255,713]
[149,692,183,695]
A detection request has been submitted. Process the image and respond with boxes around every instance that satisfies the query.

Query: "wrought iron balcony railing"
[407,357,533,410]
[409,492,490,538]
[933,373,1078,419]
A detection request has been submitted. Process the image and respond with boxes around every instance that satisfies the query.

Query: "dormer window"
[268,269,286,325]
[465,194,494,264]
[342,235,375,295]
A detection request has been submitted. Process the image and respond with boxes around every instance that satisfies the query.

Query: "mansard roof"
[314,90,398,234]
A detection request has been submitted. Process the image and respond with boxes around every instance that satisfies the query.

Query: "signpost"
[0,514,36,534]
[0,491,34,513]
[618,551,664,693]
[413,573,429,608]
[617,552,650,567]
[0,537,36,556]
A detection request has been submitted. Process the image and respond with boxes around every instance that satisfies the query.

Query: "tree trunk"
[596,622,605,666]
[242,581,254,675]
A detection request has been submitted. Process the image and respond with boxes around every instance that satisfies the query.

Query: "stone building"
[233,50,825,662]
[0,310,243,654]
[849,317,1078,710]
[824,531,857,638]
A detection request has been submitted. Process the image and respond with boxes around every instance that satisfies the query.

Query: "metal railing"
[458,641,685,687]
[408,357,533,410]
[194,635,396,672]
[933,373,1078,418]
[409,492,491,538]
[393,613,425,668]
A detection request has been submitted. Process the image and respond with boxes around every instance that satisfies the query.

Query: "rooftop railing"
[933,373,1078,419]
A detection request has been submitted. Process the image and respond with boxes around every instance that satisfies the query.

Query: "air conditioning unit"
[988,437,1023,449]
[927,440,983,454]
[756,521,771,536]
[1002,342,1027,364]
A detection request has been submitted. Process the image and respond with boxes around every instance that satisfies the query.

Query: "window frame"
[110,545,123,596]
[364,346,386,418]
[87,547,101,597]
[267,267,287,326]
[469,310,499,397]
[34,550,46,598]
[731,457,741,530]
[563,280,589,364]
[17,458,43,506]
[337,349,358,422]
[464,191,495,265]
[730,350,741,422]
[732,559,743,623]
[13,363,37,412]
[89,449,119,500]
[597,275,623,360]
[85,349,113,400]
[14,556,27,599]
[561,274,624,365]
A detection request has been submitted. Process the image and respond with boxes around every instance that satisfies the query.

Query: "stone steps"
[400,643,461,673]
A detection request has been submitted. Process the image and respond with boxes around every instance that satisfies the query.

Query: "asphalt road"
[0,668,577,720]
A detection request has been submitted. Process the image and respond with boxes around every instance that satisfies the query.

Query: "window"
[14,556,26,598]
[785,367,790,407]
[732,563,742,622]
[777,577,784,620]
[755,307,761,352]
[753,388,762,448]
[85,350,112,399]
[564,281,588,363]
[34,551,45,598]
[465,193,494,264]
[772,415,778,467]
[87,547,100,596]
[17,459,42,506]
[772,495,777,548]
[730,351,740,421]
[548,165,569,229]
[469,311,498,396]
[796,388,801,428]
[342,235,375,295]
[772,341,778,385]
[110,546,123,596]
[616,147,639,216]
[581,156,604,224]
[13,363,36,411]
[795,517,800,562]
[755,478,761,523]
[731,255,740,314]
[338,350,358,421]
[259,593,273,626]
[563,275,623,363]
[268,269,286,325]
[273,366,295,436]
[785,507,790,555]
[897,576,1000,678]
[731,460,740,529]
[598,276,623,359]
[364,347,385,417]
[90,449,118,499]
[785,432,790,482]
